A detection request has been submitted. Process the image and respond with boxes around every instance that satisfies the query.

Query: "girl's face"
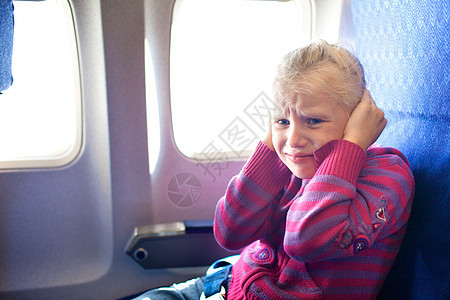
[272,92,349,179]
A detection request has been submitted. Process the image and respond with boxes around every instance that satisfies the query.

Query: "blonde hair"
[273,40,366,115]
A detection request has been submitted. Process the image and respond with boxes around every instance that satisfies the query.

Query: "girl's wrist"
[342,136,369,151]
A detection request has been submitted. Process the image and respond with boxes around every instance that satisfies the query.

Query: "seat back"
[0,0,14,92]
[350,0,450,299]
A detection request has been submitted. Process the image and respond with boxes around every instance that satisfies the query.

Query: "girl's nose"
[286,124,308,148]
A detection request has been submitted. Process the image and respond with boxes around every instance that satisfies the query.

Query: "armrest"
[125,220,239,269]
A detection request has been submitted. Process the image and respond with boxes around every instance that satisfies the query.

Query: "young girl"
[213,40,415,299]
[132,40,414,300]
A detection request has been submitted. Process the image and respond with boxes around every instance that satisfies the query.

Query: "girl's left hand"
[342,90,387,150]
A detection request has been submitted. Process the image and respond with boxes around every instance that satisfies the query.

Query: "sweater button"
[353,235,370,254]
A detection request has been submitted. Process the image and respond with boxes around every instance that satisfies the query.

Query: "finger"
[360,89,371,104]
[369,94,375,106]
[365,90,376,106]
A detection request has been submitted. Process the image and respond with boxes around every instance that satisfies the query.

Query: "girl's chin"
[287,165,316,179]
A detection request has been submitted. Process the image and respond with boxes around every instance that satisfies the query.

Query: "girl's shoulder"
[365,144,411,171]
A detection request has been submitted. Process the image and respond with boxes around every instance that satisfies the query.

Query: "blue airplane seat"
[351,0,449,299]
[0,0,14,92]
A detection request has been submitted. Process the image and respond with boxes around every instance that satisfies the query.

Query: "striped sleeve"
[214,141,292,250]
[284,139,414,262]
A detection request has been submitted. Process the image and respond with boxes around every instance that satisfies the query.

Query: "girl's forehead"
[276,93,344,116]
[288,92,337,108]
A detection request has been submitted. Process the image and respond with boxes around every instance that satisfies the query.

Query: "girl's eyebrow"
[272,113,289,121]
[272,107,291,119]
[302,112,330,118]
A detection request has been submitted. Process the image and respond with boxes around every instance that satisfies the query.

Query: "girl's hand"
[343,90,387,150]
[263,115,275,151]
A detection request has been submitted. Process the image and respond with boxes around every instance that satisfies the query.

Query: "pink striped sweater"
[214,139,414,299]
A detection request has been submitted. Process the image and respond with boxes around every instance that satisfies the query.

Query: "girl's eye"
[276,119,290,126]
[307,118,323,125]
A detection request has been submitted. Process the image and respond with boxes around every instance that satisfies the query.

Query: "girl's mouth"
[285,153,313,163]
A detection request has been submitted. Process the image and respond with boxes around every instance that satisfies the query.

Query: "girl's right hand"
[263,115,275,151]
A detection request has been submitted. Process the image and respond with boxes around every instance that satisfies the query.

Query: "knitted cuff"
[243,141,291,194]
[314,139,366,185]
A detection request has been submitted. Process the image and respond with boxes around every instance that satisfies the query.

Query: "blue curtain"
[0,0,14,92]
[351,1,450,299]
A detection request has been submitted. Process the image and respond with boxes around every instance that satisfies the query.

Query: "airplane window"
[0,0,82,169]
[170,0,310,160]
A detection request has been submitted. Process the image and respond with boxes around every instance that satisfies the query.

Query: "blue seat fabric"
[351,1,450,299]
[0,0,14,92]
